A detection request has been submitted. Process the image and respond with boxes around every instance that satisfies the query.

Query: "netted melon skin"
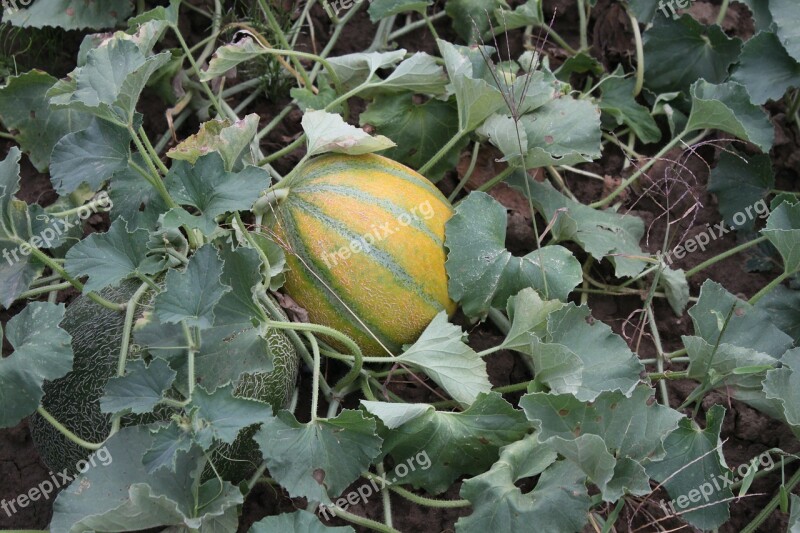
[30,281,299,483]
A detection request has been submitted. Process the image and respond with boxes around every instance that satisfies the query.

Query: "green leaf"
[660,266,690,315]
[770,0,800,62]
[326,49,407,89]
[437,39,507,132]
[763,348,800,431]
[0,70,91,171]
[360,93,464,182]
[643,15,742,94]
[480,96,602,167]
[4,0,134,30]
[141,422,193,474]
[598,70,662,144]
[395,311,491,406]
[686,80,774,153]
[254,410,382,503]
[250,510,355,533]
[100,359,176,416]
[684,335,777,396]
[689,280,794,357]
[154,244,230,330]
[445,191,582,320]
[554,52,604,82]
[790,494,800,533]
[202,37,268,81]
[707,148,774,231]
[627,0,660,23]
[368,0,432,21]
[0,302,72,427]
[444,0,503,42]
[507,171,649,278]
[65,218,161,293]
[372,52,449,94]
[50,39,171,124]
[166,114,260,170]
[302,110,396,157]
[50,119,131,194]
[499,288,565,352]
[0,148,44,308]
[493,0,544,31]
[362,392,530,494]
[456,440,590,533]
[51,427,243,531]
[190,384,268,448]
[755,285,800,343]
[646,405,732,530]
[762,200,800,273]
[108,155,170,229]
[731,31,800,105]
[163,152,268,234]
[522,386,683,500]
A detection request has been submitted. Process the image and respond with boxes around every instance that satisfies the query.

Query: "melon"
[30,280,298,483]
[268,153,456,355]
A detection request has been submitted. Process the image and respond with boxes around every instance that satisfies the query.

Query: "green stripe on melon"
[270,153,456,355]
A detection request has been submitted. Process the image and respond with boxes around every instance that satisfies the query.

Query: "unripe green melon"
[30,280,299,483]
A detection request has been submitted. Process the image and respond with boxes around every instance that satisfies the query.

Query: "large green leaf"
[360,93,464,182]
[326,50,407,89]
[167,114,260,170]
[686,80,774,153]
[250,511,355,533]
[0,303,72,427]
[507,171,648,278]
[99,358,176,416]
[456,437,590,533]
[445,191,582,319]
[0,148,43,308]
[0,70,91,171]
[302,110,395,158]
[598,69,662,144]
[770,0,800,62]
[50,38,171,125]
[522,386,682,501]
[707,148,774,231]
[163,152,268,234]
[764,348,800,432]
[731,31,800,105]
[362,393,530,494]
[437,39,507,132]
[254,410,382,503]
[368,0,432,21]
[444,0,503,41]
[51,427,242,532]
[646,405,732,530]
[202,37,267,81]
[762,200,800,273]
[190,384,268,449]
[643,15,741,94]
[50,119,131,194]
[395,312,491,406]
[4,0,133,30]
[64,218,161,293]
[689,280,794,358]
[154,245,230,330]
[755,285,800,343]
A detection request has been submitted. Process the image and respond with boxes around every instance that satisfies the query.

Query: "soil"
[1,1,798,532]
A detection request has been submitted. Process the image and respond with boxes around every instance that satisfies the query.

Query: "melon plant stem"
[36,407,106,450]
[592,128,690,208]
[448,141,480,202]
[183,322,198,396]
[363,473,471,508]
[306,331,322,421]
[19,281,72,299]
[20,243,125,311]
[628,8,644,97]
[138,127,169,175]
[376,462,394,528]
[258,0,314,91]
[419,130,466,176]
[329,506,401,533]
[741,466,800,533]
[388,11,447,41]
[685,235,768,277]
[749,269,796,305]
[170,24,227,118]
